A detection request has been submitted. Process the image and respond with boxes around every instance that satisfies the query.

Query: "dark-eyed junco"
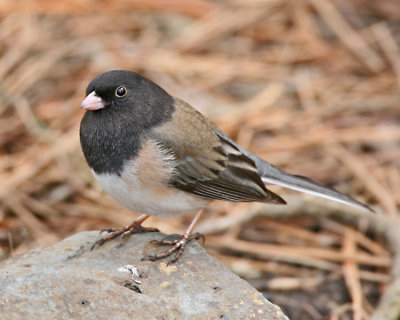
[79,70,372,263]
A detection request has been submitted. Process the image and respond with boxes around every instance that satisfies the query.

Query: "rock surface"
[0,231,288,320]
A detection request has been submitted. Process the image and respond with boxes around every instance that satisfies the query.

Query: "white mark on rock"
[118,264,142,284]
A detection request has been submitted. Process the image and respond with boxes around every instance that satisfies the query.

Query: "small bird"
[79,70,372,263]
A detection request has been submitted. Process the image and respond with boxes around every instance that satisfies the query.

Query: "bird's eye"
[115,86,127,97]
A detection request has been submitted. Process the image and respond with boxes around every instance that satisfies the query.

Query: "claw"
[141,254,158,261]
[92,214,158,249]
[192,233,203,242]
[141,233,203,264]
[91,238,105,250]
[99,227,117,235]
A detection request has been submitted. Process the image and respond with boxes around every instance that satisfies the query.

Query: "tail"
[214,130,373,212]
[258,161,372,212]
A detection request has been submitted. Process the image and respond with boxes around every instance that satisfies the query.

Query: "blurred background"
[0,0,399,319]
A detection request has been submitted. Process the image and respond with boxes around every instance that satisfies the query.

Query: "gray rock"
[0,231,288,320]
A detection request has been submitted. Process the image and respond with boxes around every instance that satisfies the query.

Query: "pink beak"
[80,91,105,111]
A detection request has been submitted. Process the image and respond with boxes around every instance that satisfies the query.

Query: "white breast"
[91,140,210,217]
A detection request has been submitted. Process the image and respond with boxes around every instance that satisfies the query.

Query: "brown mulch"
[0,1,399,319]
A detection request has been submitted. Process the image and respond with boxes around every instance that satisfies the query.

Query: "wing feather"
[150,99,285,204]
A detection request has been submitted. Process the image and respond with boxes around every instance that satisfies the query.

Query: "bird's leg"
[142,208,205,265]
[91,214,159,249]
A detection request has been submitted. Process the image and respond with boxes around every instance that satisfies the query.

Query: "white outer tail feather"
[262,176,371,211]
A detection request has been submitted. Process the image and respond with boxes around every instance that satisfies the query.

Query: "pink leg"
[92,214,159,249]
[141,208,205,264]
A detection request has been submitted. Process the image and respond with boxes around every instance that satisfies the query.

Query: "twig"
[207,236,390,268]
[329,144,398,217]
[372,22,400,90]
[256,196,400,320]
[309,0,384,72]
[342,230,364,320]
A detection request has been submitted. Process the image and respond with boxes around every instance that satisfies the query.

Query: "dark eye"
[115,86,127,97]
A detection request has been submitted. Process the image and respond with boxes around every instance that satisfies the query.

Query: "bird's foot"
[141,232,203,265]
[91,217,159,250]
